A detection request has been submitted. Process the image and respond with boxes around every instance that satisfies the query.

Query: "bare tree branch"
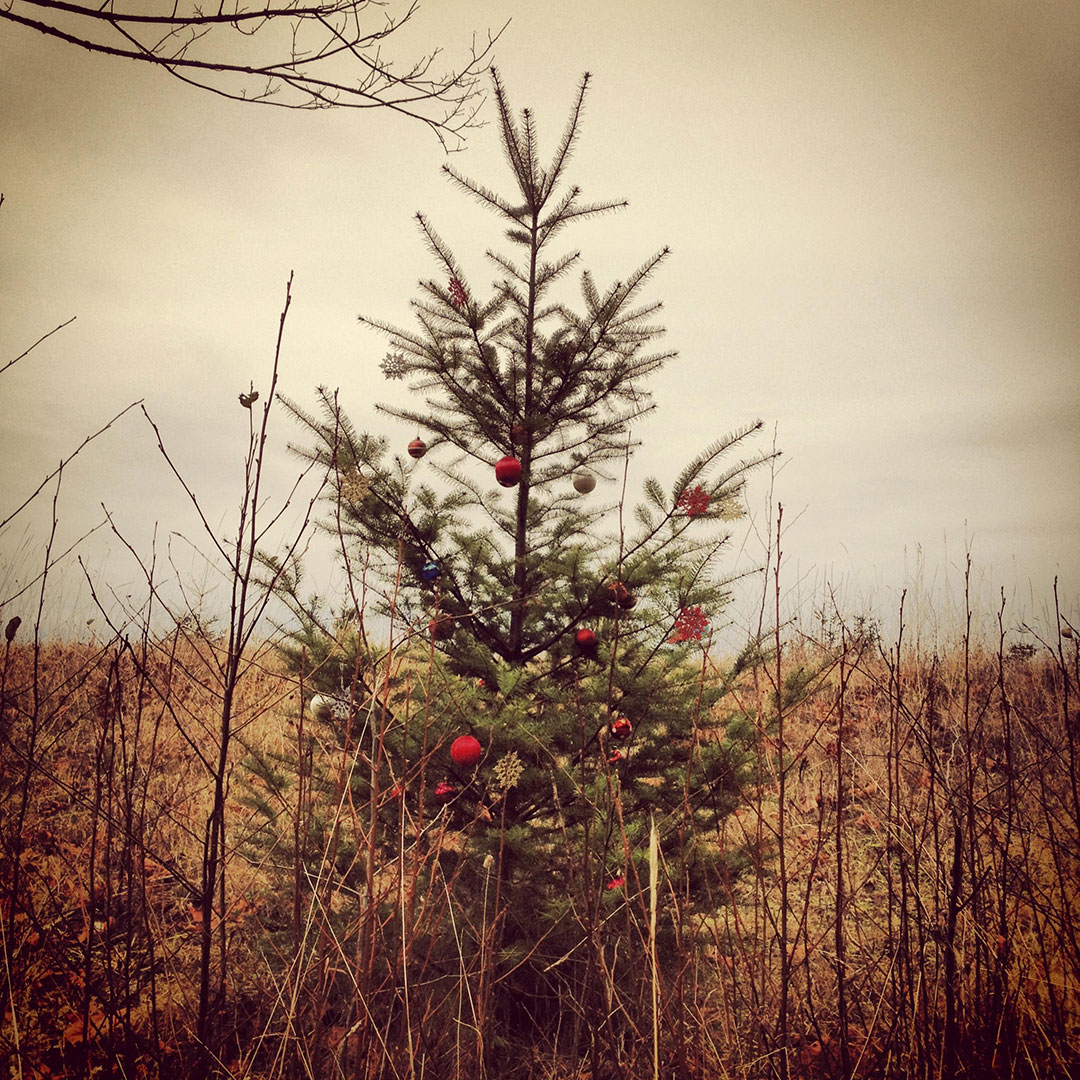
[0,399,143,531]
[0,316,77,379]
[1,1,509,147]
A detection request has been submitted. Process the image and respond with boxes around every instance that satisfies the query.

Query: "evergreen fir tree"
[245,70,775,1077]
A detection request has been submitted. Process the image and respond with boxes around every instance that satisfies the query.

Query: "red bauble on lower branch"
[450,734,483,767]
[434,781,457,803]
[575,627,598,654]
[495,455,523,487]
[407,436,427,459]
[609,716,633,739]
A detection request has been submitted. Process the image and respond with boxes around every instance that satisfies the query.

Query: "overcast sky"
[1,0,1077,642]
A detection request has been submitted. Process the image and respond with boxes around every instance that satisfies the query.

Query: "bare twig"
[0,316,77,379]
[2,2,508,148]
[0,399,142,531]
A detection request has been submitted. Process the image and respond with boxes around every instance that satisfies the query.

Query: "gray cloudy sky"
[1,0,1077,640]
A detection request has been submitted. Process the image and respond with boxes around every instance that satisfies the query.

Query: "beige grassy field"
[2,601,1076,1079]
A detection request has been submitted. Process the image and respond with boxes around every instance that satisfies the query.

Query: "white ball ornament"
[309,694,334,722]
[572,470,596,494]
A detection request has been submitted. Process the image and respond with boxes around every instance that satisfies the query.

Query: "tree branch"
[2,2,509,147]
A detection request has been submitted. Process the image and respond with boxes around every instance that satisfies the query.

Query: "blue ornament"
[421,561,441,583]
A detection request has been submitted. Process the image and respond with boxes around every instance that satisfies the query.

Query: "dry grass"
[1,611,1078,1079]
[704,629,1080,1079]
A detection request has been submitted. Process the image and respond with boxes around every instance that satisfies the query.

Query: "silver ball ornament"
[309,694,334,722]
[572,470,596,494]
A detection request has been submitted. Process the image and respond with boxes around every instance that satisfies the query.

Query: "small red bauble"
[495,455,523,487]
[610,716,632,739]
[451,734,483,767]
[434,781,457,803]
[608,749,625,764]
[575,627,598,650]
[408,437,427,459]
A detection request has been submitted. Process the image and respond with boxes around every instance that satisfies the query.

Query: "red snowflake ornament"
[669,605,709,643]
[677,486,711,517]
[448,278,468,308]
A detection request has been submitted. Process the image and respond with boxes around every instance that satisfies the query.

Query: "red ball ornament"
[408,437,427,459]
[434,780,457,803]
[608,581,637,609]
[451,734,483,767]
[495,455,523,487]
[575,627,598,651]
[610,716,632,740]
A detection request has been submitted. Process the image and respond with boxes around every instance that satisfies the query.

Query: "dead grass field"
[2,613,1078,1079]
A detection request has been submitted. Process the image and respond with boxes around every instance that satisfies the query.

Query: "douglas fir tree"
[247,70,773,1078]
